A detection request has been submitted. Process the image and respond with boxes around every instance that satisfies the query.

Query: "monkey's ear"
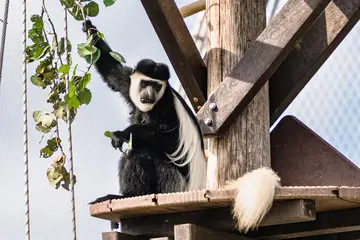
[135,59,170,81]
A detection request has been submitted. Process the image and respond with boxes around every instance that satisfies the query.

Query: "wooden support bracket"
[269,0,360,125]
[271,116,360,187]
[248,207,360,239]
[197,0,331,136]
[140,0,207,111]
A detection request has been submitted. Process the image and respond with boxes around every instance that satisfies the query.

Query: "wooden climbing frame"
[91,0,360,239]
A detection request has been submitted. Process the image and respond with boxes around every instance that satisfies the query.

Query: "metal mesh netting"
[183,2,360,166]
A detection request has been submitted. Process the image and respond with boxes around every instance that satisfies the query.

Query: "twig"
[42,0,63,65]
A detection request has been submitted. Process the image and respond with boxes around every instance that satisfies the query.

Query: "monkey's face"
[130,72,167,112]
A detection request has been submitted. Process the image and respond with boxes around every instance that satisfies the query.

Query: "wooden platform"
[90,186,360,221]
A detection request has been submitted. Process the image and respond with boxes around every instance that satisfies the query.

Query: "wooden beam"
[271,116,360,187]
[102,232,146,240]
[179,0,205,18]
[197,0,332,136]
[174,224,253,240]
[269,0,360,125]
[120,199,315,237]
[248,207,360,239]
[292,231,360,240]
[140,0,207,111]
[205,0,270,189]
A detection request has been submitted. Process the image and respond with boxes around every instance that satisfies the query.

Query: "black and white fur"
[82,20,206,203]
[83,20,281,233]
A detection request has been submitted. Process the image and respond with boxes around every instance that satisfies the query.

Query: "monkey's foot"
[88,194,126,205]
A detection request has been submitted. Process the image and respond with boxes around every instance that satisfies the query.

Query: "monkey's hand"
[111,131,129,150]
[82,20,98,36]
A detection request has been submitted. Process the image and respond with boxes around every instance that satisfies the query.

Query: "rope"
[22,0,31,238]
[63,9,77,240]
[0,0,10,88]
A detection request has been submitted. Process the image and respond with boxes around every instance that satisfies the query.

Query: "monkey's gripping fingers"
[82,20,98,35]
[111,131,129,150]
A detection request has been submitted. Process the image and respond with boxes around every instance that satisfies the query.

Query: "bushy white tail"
[225,167,281,233]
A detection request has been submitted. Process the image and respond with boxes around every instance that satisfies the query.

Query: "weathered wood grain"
[174,224,253,240]
[140,0,207,111]
[120,199,315,237]
[248,207,360,239]
[198,0,332,136]
[205,0,270,189]
[270,0,360,125]
[102,232,146,240]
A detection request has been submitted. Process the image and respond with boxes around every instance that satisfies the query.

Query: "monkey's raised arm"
[82,20,132,100]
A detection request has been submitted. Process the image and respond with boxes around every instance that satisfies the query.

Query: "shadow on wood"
[174,224,253,240]
[120,199,315,238]
[248,207,360,239]
[271,116,360,186]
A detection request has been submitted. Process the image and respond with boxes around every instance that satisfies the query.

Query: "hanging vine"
[26,0,124,190]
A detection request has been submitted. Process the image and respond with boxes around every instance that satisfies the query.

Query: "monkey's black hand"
[82,20,97,35]
[111,131,129,150]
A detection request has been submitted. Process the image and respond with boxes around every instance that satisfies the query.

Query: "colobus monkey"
[83,20,281,233]
[83,20,207,202]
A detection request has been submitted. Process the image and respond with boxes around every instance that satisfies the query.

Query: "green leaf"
[33,111,43,122]
[78,88,92,105]
[104,131,112,138]
[84,2,99,17]
[77,43,97,57]
[64,93,80,109]
[30,75,45,88]
[84,48,101,64]
[40,146,54,158]
[110,51,126,63]
[78,73,91,91]
[33,112,56,133]
[54,102,67,119]
[60,0,75,8]
[59,64,70,78]
[41,113,55,127]
[69,81,76,98]
[97,32,105,39]
[47,166,63,187]
[59,38,72,55]
[47,137,61,152]
[70,5,85,21]
[126,133,133,155]
[104,0,117,7]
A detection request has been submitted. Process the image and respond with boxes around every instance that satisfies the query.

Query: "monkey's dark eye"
[140,80,148,89]
[153,83,162,92]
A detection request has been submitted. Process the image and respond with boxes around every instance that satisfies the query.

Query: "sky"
[0,0,359,239]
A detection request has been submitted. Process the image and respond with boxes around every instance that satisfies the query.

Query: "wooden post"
[206,0,270,188]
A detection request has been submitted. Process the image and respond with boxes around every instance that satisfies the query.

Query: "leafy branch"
[27,0,122,190]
